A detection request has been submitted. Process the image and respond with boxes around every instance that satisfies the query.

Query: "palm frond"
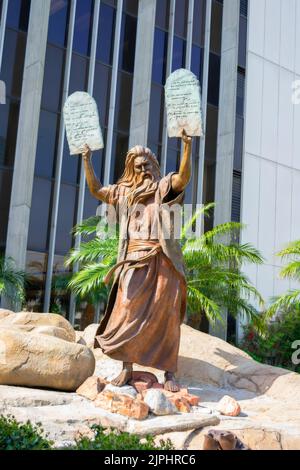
[265,290,300,319]
[279,261,300,281]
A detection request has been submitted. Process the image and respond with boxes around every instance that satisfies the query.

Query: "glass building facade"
[0,0,247,334]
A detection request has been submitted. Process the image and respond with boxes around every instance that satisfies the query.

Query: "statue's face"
[133,156,154,181]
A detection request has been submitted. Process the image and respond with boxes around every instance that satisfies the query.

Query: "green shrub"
[68,425,174,451]
[0,415,52,450]
[241,308,300,372]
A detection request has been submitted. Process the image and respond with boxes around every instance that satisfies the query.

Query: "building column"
[209,0,240,339]
[129,0,156,148]
[2,0,51,309]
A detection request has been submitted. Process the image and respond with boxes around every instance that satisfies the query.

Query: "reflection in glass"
[152,28,167,84]
[238,15,247,69]
[123,0,138,16]
[172,37,186,71]
[48,0,70,47]
[234,116,244,171]
[119,13,137,73]
[35,110,58,179]
[28,177,52,252]
[6,0,31,32]
[96,3,116,65]
[73,0,93,56]
[41,45,64,112]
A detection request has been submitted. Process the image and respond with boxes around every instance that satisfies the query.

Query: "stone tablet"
[165,68,203,138]
[63,91,104,155]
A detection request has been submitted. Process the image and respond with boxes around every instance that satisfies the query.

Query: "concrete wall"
[240,0,300,332]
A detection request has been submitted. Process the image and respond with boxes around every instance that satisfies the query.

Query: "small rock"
[76,376,107,401]
[217,395,241,417]
[132,381,152,394]
[104,383,137,398]
[173,396,191,413]
[82,323,99,349]
[144,389,177,416]
[94,390,149,420]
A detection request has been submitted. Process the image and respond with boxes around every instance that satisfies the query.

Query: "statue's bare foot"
[164,371,180,392]
[111,364,133,387]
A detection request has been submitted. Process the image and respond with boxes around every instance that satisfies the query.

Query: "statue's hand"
[82,144,92,161]
[181,128,192,145]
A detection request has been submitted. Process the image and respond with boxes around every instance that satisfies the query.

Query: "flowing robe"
[94,172,187,372]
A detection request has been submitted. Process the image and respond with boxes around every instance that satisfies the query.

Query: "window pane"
[207,53,220,106]
[28,177,52,252]
[210,0,222,55]
[96,3,116,65]
[115,71,133,133]
[0,30,26,98]
[119,13,137,73]
[48,0,70,46]
[83,188,98,220]
[205,105,218,163]
[155,0,170,30]
[93,63,111,127]
[0,169,13,248]
[61,136,79,183]
[234,116,244,170]
[35,110,58,179]
[172,36,186,71]
[73,0,93,56]
[191,45,203,85]
[148,84,164,144]
[166,148,179,174]
[123,0,138,16]
[152,28,167,84]
[174,0,188,38]
[42,45,64,112]
[238,15,247,69]
[55,183,76,255]
[112,132,129,182]
[0,99,19,167]
[69,53,88,94]
[7,0,31,32]
[193,0,206,46]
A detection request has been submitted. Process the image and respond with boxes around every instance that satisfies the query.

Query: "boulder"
[0,311,76,343]
[94,390,149,420]
[81,323,100,349]
[0,328,95,391]
[216,395,241,417]
[144,389,177,416]
[0,308,13,320]
[76,376,107,400]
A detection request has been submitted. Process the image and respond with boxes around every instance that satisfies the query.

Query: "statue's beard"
[127,172,158,207]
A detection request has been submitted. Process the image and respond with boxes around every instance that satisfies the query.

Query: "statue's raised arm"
[82,144,107,202]
[171,129,192,194]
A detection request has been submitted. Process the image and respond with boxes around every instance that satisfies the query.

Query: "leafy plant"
[68,425,173,451]
[266,240,300,319]
[240,309,300,372]
[0,256,26,310]
[0,415,52,450]
[66,205,264,327]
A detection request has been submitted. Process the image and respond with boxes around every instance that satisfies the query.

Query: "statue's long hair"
[117,146,161,206]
